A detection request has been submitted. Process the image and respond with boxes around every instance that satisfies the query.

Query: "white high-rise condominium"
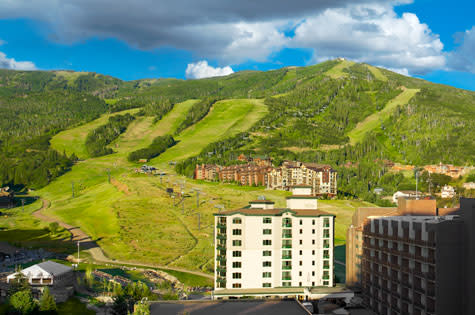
[214,186,335,294]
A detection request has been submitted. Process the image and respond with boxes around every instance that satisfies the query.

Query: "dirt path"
[33,199,213,280]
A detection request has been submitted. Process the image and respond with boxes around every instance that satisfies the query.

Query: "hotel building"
[347,198,475,315]
[213,186,335,297]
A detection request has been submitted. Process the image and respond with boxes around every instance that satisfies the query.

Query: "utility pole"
[415,171,419,200]
[196,190,200,208]
[77,241,80,265]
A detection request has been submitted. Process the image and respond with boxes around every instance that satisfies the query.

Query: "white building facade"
[214,187,335,294]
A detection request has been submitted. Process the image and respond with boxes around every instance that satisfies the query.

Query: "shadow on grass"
[0,228,78,255]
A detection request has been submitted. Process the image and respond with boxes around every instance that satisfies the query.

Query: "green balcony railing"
[216,256,226,262]
[282,276,292,280]
[282,233,292,239]
[323,265,330,270]
[282,255,292,259]
[323,275,330,280]
[282,265,292,270]
[323,255,330,259]
[217,245,226,251]
[216,278,226,283]
[324,224,330,228]
[217,223,226,229]
[282,223,292,228]
[217,234,227,240]
[282,244,292,249]
[216,266,227,273]
[323,244,330,248]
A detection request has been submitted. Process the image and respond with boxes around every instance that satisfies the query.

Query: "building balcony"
[217,245,226,251]
[217,234,227,240]
[282,233,292,239]
[282,276,292,281]
[323,255,330,259]
[323,275,330,280]
[216,266,227,273]
[282,255,292,259]
[282,244,292,249]
[216,256,226,263]
[216,278,226,284]
[324,224,330,228]
[217,223,226,229]
[323,244,330,248]
[282,223,292,228]
[282,265,292,270]
[323,265,330,270]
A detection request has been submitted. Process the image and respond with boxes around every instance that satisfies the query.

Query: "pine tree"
[39,287,57,313]
[9,289,37,314]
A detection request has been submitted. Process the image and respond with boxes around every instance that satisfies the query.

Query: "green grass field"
[348,88,420,145]
[51,108,140,159]
[152,99,268,164]
[325,59,356,79]
[366,65,388,81]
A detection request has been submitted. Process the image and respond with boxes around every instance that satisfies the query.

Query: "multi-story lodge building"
[267,161,337,196]
[213,186,335,297]
[194,164,221,181]
[347,198,475,315]
[219,164,273,186]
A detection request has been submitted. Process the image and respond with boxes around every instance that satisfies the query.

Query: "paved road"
[33,199,213,280]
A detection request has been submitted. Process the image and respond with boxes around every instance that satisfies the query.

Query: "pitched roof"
[23,261,72,277]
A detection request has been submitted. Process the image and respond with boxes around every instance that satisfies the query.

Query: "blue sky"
[0,0,473,90]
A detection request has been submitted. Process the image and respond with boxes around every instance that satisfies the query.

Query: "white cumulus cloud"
[291,4,445,75]
[0,51,37,70]
[185,60,234,79]
[447,26,475,73]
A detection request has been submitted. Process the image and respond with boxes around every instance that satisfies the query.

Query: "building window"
[232,240,242,246]
[263,272,272,278]
[232,229,242,235]
[312,271,315,276]
[232,283,241,288]
[299,282,302,286]
[263,229,272,235]
[312,250,315,255]
[232,251,242,257]
[263,218,272,224]
[299,240,303,245]
[323,281,329,286]
[299,271,302,276]
[300,229,303,234]
[299,261,302,266]
[312,261,315,266]
[263,283,272,288]
[299,250,303,255]
[232,273,242,279]
[299,219,303,225]
[282,282,291,287]
[233,218,242,224]
[263,250,272,256]
[312,219,315,225]
[263,261,272,267]
[312,282,315,286]
[312,229,315,234]
[312,240,315,245]
[263,240,272,246]
[233,262,242,268]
